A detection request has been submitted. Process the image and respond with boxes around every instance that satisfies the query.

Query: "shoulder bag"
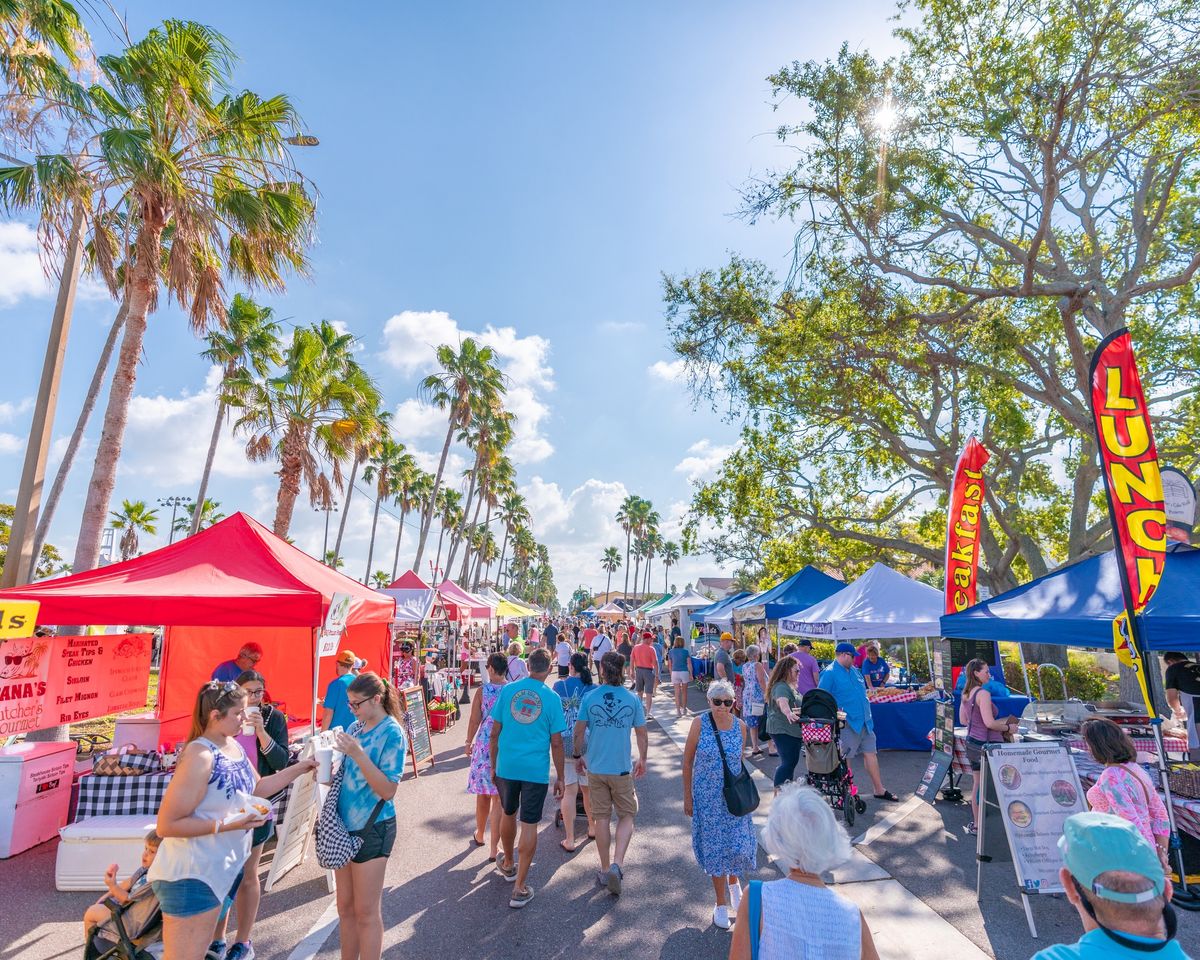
[709,713,760,817]
[314,723,387,870]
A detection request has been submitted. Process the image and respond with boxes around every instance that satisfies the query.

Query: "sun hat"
[336,650,358,667]
[835,642,857,656]
[1059,812,1165,902]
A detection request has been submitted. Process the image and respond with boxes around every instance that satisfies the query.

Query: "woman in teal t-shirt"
[334,672,407,960]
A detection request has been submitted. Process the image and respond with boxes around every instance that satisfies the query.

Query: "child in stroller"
[83,831,163,959]
[799,688,868,826]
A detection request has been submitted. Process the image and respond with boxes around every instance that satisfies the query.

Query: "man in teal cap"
[1032,811,1189,959]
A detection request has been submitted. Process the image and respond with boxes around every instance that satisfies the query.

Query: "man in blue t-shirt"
[575,651,647,897]
[819,643,899,804]
[1031,812,1191,960]
[489,648,565,909]
[320,651,357,732]
[211,642,263,682]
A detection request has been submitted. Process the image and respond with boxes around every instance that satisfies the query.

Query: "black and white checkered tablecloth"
[75,771,294,826]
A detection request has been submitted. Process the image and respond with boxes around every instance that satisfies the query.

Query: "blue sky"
[0,1,898,597]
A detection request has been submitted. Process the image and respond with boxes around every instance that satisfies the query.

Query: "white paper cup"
[316,744,334,784]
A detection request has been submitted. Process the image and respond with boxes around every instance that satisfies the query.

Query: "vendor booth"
[780,563,952,750]
[437,579,494,622]
[0,512,394,744]
[381,570,438,624]
[648,587,715,639]
[691,592,750,631]
[732,566,844,623]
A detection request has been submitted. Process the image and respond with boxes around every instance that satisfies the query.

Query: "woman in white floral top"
[1082,718,1170,868]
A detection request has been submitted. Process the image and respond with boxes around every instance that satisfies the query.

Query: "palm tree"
[641,528,662,599]
[511,526,536,595]
[661,540,681,592]
[393,466,433,582]
[432,488,463,581]
[496,489,528,590]
[174,498,225,536]
[628,499,655,605]
[411,339,505,572]
[370,570,390,588]
[615,495,639,602]
[450,410,513,580]
[109,499,158,561]
[331,411,389,568]
[601,546,621,601]
[0,20,317,575]
[229,321,381,538]
[190,295,281,535]
[322,549,344,570]
[362,436,408,582]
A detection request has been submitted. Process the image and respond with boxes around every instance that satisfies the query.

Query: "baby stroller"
[799,688,867,826]
[84,891,163,960]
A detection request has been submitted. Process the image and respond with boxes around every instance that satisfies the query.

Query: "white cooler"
[56,814,157,891]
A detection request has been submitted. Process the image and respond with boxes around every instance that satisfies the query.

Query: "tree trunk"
[445,465,479,576]
[632,554,642,607]
[32,302,128,564]
[664,564,669,592]
[412,422,454,572]
[459,492,485,581]
[71,263,158,574]
[332,456,359,564]
[364,492,381,582]
[497,526,511,590]
[623,530,632,601]
[272,424,306,538]
[433,517,449,581]
[190,397,225,538]
[606,569,612,600]
[391,509,407,582]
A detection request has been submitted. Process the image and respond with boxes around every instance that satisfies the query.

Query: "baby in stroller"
[83,830,163,959]
[799,688,868,826]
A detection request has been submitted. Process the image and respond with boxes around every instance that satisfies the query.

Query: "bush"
[1001,652,1116,700]
[811,641,836,662]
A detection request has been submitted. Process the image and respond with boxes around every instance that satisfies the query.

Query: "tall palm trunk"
[32,302,127,562]
[632,552,642,607]
[190,377,228,537]
[622,528,632,601]
[412,421,453,571]
[459,491,485,581]
[332,456,360,564]
[497,525,511,590]
[272,423,307,537]
[664,563,670,592]
[644,555,653,597]
[445,465,479,575]
[72,248,160,574]
[606,568,613,599]
[390,509,407,582]
[433,517,450,581]
[364,493,382,582]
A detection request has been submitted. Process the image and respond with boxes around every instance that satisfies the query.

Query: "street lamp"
[315,501,338,561]
[158,496,191,544]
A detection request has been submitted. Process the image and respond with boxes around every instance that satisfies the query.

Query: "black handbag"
[709,713,760,817]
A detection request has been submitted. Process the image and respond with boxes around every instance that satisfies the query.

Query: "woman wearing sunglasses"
[332,672,407,960]
[681,681,757,931]
[150,682,316,960]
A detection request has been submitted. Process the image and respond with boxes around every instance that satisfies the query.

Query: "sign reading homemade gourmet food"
[943,437,989,614]
[1089,329,1168,613]
[0,633,152,737]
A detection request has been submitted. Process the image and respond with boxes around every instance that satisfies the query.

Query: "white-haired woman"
[741,645,768,757]
[729,783,879,960]
[683,680,758,931]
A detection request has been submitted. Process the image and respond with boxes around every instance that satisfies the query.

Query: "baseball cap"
[835,642,857,656]
[336,650,358,667]
[1059,812,1165,903]
[720,632,733,642]
[796,638,813,648]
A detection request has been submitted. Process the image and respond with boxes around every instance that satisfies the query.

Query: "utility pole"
[316,502,338,561]
[1,202,86,587]
[158,496,191,544]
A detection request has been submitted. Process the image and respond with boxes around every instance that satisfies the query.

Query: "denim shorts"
[153,869,243,918]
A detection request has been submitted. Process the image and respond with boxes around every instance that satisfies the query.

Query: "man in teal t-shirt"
[575,651,647,896]
[489,648,565,909]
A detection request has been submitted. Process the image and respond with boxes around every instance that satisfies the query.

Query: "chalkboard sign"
[401,685,434,776]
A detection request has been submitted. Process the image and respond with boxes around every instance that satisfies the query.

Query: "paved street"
[4,682,1198,960]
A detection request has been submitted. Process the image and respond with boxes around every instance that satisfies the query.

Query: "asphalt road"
[4,682,1198,960]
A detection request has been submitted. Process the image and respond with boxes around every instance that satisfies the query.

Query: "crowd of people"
[81,621,1194,960]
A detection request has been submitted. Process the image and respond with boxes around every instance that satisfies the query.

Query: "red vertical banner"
[944,437,990,614]
[1089,329,1167,614]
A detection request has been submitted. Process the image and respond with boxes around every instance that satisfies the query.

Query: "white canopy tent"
[647,587,715,640]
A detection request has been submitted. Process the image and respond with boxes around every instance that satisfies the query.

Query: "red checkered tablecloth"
[868,690,920,704]
[1066,736,1187,756]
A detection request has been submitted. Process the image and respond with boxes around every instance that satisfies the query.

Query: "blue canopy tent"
[732,566,844,622]
[692,591,751,628]
[940,546,1200,651]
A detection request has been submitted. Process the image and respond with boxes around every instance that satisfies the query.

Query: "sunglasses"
[207,681,240,694]
[710,698,735,707]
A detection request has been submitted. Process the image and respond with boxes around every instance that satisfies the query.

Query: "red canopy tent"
[0,512,394,739]
[437,579,494,621]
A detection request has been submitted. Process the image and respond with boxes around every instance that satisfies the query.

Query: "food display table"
[689,657,713,679]
[75,770,295,826]
[870,697,936,751]
[949,734,1200,840]
[1066,736,1187,756]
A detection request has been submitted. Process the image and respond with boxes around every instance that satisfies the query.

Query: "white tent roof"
[378,587,436,623]
[706,589,767,628]
[778,563,943,639]
[648,587,714,619]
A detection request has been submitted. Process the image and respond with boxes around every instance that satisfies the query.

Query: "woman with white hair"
[728,783,879,959]
[683,680,758,931]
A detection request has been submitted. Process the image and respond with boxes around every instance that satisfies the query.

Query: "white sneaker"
[713,905,731,930]
[729,883,743,913]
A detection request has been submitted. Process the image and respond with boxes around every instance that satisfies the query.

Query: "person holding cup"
[150,681,316,960]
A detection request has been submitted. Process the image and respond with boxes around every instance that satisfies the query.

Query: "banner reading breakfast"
[1088,328,1167,614]
[0,633,153,737]
[944,436,990,614]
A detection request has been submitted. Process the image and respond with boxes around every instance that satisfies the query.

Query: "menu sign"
[987,743,1085,893]
[0,633,152,737]
[400,685,434,776]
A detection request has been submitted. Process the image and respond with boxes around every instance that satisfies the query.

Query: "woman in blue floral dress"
[682,680,759,931]
[464,653,507,861]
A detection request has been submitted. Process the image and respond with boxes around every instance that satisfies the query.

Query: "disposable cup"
[316,744,334,784]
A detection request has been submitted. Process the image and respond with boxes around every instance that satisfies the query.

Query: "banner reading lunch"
[0,632,153,737]
[944,436,989,614]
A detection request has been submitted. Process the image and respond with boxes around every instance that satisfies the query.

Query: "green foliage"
[1001,651,1117,701]
[0,503,70,579]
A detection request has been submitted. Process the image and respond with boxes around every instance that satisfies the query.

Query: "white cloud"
[674,438,735,484]
[0,222,50,306]
[648,358,687,382]
[379,309,555,466]
[0,432,24,454]
[0,397,32,423]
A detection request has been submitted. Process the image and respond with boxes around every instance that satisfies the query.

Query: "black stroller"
[799,688,867,826]
[83,889,163,960]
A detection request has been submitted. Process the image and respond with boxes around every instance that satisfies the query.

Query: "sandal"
[965,821,978,836]
[471,831,485,847]
[873,790,900,802]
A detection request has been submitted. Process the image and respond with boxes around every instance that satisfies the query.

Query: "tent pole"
[923,637,932,685]
[311,627,320,738]
[902,638,911,683]
[1015,643,1033,699]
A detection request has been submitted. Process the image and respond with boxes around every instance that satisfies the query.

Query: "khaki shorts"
[588,772,638,820]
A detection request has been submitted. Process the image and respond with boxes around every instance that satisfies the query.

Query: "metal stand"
[975,749,1039,938]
